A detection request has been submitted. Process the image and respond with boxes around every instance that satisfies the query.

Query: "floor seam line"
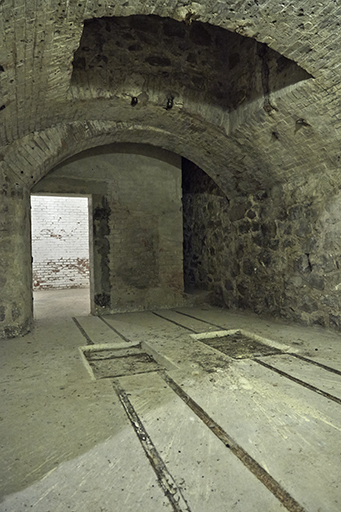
[254,359,341,405]
[98,316,131,342]
[72,317,94,345]
[112,378,192,512]
[161,372,306,512]
[173,310,226,330]
[151,311,198,333]
[290,353,341,376]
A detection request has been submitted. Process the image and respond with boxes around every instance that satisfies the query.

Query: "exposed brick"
[31,196,89,289]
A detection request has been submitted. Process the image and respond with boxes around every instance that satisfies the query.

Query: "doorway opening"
[182,157,227,301]
[31,195,91,319]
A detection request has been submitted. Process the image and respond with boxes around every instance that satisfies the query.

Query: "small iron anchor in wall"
[165,96,174,110]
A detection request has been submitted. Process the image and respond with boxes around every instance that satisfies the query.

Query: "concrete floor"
[1,289,341,511]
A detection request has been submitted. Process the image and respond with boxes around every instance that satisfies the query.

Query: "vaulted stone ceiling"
[0,0,341,203]
[71,15,310,110]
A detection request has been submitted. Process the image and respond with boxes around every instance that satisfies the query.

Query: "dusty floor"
[1,289,341,511]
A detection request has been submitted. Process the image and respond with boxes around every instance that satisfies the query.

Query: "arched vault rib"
[0,119,242,197]
[1,68,339,207]
[1,77,340,208]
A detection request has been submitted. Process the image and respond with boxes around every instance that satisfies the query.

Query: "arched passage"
[1,117,236,338]
[32,143,185,316]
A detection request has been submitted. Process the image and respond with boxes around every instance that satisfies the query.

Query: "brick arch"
[1,77,322,203]
[0,117,260,198]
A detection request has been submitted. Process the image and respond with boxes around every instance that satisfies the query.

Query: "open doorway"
[31,195,91,319]
[182,157,227,302]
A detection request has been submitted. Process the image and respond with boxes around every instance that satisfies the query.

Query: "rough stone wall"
[183,158,228,293]
[285,192,341,330]
[33,144,184,314]
[31,196,90,290]
[183,160,341,330]
[71,15,310,110]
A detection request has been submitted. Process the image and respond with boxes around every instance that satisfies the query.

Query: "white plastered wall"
[31,195,90,289]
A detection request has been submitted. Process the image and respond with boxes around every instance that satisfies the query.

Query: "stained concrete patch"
[191,329,291,359]
[81,343,165,379]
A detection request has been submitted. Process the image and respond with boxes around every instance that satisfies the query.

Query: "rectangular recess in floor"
[191,330,290,359]
[80,343,165,379]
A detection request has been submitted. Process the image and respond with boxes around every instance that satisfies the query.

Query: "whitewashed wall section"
[31,196,90,289]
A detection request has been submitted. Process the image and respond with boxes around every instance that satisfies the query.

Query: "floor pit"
[197,331,283,359]
[83,346,165,379]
